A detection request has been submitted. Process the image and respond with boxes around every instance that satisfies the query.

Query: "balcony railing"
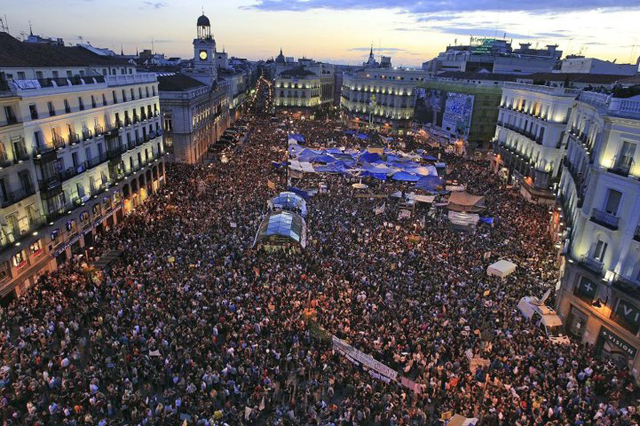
[82,129,93,141]
[38,175,62,192]
[580,255,604,275]
[68,133,81,145]
[591,208,620,230]
[86,153,108,169]
[0,152,11,168]
[608,156,634,177]
[52,135,66,149]
[0,215,47,252]
[1,185,36,208]
[59,165,86,182]
[14,145,30,162]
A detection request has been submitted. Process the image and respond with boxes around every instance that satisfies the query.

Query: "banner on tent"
[448,211,480,226]
[332,336,398,380]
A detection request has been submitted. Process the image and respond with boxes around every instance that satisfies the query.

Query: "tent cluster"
[286,142,445,189]
[255,191,310,251]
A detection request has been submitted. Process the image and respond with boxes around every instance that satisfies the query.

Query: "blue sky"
[2,0,639,66]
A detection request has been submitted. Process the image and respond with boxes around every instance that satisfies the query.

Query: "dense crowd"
[1,77,639,425]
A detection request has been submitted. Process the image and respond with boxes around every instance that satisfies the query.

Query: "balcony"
[52,135,66,150]
[94,125,105,136]
[580,255,604,275]
[0,152,10,168]
[68,133,81,146]
[59,164,86,182]
[608,156,634,178]
[1,185,36,208]
[136,137,143,147]
[38,175,62,192]
[611,273,640,300]
[82,129,94,141]
[124,118,132,127]
[0,216,47,252]
[86,153,108,169]
[591,208,620,231]
[13,145,30,162]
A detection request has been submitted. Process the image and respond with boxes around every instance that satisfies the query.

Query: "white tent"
[487,260,517,278]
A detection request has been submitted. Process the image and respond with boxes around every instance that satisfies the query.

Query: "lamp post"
[368,94,376,130]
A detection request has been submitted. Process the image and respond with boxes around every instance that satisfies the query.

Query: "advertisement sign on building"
[598,327,637,358]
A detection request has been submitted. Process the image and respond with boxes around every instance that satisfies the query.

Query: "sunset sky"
[3,0,640,67]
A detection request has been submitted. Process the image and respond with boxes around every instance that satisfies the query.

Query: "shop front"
[595,327,638,368]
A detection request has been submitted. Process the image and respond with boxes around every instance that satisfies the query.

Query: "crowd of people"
[1,76,639,425]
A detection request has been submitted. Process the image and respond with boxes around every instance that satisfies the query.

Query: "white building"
[159,13,230,164]
[0,32,167,301]
[275,67,321,115]
[492,83,578,204]
[555,90,640,374]
[341,59,428,135]
[561,57,639,76]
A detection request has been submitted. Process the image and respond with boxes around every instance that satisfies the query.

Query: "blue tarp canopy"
[271,191,308,217]
[423,155,438,161]
[343,130,356,135]
[326,147,343,154]
[392,172,420,182]
[289,134,306,143]
[356,133,369,140]
[416,175,444,191]
[359,152,382,163]
[313,154,337,163]
[287,186,311,199]
[361,171,387,180]
[297,149,323,162]
[256,212,306,247]
[480,217,494,225]
[288,144,305,157]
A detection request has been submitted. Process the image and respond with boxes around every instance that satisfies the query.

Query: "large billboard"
[415,88,475,139]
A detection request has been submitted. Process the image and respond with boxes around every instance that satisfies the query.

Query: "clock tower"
[187,12,217,86]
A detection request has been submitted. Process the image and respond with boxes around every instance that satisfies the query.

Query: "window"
[91,95,96,108]
[52,71,59,78]
[29,104,38,120]
[152,86,156,96]
[112,91,118,104]
[12,250,26,268]
[0,261,11,281]
[618,141,636,169]
[64,99,71,113]
[17,72,25,80]
[145,87,149,97]
[594,239,608,262]
[604,189,622,216]
[29,240,43,257]
[66,70,72,77]
[78,97,85,111]
[36,71,43,79]
[122,89,127,102]
[130,88,135,100]
[102,94,107,106]
[4,106,17,125]
[138,87,143,99]
[47,102,56,117]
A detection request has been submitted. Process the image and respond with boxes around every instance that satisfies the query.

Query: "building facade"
[560,57,639,76]
[556,91,640,375]
[158,13,230,164]
[159,74,228,164]
[492,83,577,204]
[0,60,166,301]
[341,64,428,135]
[274,67,321,115]
[415,73,516,149]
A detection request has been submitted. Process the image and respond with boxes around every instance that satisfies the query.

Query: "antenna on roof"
[0,15,9,33]
[28,21,32,36]
[79,35,84,44]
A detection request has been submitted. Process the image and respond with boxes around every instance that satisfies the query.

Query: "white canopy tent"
[487,260,517,278]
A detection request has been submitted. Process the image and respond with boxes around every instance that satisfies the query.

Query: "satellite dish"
[540,288,552,305]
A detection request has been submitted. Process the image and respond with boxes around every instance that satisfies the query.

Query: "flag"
[267,179,276,190]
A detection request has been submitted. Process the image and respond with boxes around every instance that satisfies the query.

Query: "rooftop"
[0,32,130,68]
[435,71,520,82]
[158,74,206,91]
[525,72,630,85]
[279,67,317,78]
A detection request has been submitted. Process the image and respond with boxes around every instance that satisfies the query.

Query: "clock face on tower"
[199,50,208,60]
